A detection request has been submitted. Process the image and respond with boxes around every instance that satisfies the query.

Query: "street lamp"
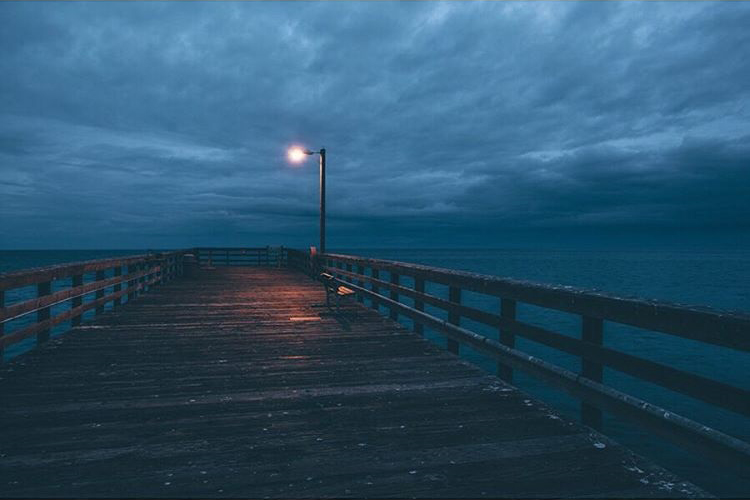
[287,146,327,254]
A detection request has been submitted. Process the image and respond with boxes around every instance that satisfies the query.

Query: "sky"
[1,1,749,250]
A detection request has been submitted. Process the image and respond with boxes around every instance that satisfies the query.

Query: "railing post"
[128,264,137,302]
[144,261,151,294]
[143,261,149,295]
[155,258,162,285]
[581,315,604,430]
[498,298,516,382]
[414,278,424,336]
[71,274,84,326]
[37,281,51,344]
[95,270,106,315]
[160,258,167,284]
[113,267,122,307]
[0,290,4,362]
[356,265,365,303]
[389,273,400,321]
[447,286,461,354]
[371,268,380,312]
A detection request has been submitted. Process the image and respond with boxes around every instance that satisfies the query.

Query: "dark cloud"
[1,1,749,249]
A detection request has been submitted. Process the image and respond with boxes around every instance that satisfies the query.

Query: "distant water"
[1,248,749,497]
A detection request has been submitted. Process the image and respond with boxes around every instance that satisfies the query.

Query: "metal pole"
[319,148,326,254]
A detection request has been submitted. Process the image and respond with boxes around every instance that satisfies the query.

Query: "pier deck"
[0,267,706,498]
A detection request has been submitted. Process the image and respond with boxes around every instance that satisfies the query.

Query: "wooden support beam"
[498,298,516,382]
[71,275,84,326]
[356,265,365,303]
[336,261,343,280]
[581,315,604,430]
[414,278,424,336]
[389,273,400,321]
[113,267,122,307]
[36,281,51,344]
[448,286,461,354]
[371,268,380,312]
[128,265,137,302]
[95,270,106,315]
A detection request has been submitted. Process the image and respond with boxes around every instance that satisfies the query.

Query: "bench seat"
[320,273,356,310]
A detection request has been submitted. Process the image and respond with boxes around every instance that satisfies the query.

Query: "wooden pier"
[1,248,748,498]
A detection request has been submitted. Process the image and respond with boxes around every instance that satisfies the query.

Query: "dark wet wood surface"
[0,268,708,498]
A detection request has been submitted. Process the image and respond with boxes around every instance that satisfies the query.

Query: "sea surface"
[1,248,748,497]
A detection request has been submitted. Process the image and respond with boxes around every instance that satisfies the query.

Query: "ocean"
[1,248,748,496]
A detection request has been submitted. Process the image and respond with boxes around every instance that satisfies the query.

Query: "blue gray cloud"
[1,1,749,249]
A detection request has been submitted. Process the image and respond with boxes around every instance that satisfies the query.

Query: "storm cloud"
[1,1,749,249]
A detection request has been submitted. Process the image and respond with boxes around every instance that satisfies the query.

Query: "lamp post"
[287,146,326,254]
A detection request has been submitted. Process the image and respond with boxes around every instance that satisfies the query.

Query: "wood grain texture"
[0,268,709,498]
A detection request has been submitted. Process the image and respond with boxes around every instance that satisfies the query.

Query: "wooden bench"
[320,272,356,311]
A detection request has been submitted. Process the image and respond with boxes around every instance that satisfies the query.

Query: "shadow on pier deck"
[0,267,708,498]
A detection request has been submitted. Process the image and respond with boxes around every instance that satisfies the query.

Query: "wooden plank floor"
[0,267,708,498]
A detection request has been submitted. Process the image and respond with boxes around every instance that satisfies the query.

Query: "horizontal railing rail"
[299,251,750,475]
[0,251,186,358]
[193,247,286,267]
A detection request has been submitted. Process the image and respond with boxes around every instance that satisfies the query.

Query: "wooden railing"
[290,252,750,474]
[193,247,286,267]
[0,251,185,359]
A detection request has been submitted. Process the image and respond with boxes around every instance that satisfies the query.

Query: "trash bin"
[183,253,198,277]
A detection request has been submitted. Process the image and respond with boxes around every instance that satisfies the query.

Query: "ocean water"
[1,248,748,496]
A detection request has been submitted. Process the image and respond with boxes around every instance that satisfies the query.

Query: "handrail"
[299,251,750,475]
[0,251,187,357]
[0,252,174,291]
[322,253,750,351]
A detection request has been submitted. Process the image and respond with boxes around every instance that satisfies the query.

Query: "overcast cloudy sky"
[1,1,749,250]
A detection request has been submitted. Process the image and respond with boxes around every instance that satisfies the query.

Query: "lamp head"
[287,146,313,163]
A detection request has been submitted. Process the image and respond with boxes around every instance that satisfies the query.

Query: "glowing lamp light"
[287,147,309,163]
[284,144,326,253]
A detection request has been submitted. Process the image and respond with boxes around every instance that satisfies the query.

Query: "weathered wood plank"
[0,267,709,498]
